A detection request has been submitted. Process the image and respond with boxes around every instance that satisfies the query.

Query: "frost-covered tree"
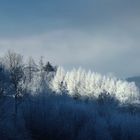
[4,51,25,115]
[38,58,55,92]
[23,57,39,93]
[24,58,56,94]
[25,57,38,83]
[51,67,65,93]
[51,67,140,103]
[4,51,25,96]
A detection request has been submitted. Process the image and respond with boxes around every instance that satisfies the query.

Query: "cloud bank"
[0,27,140,78]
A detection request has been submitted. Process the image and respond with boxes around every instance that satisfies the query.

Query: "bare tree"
[25,57,38,83]
[4,51,24,115]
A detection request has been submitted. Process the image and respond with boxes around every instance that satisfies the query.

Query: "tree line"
[0,50,56,115]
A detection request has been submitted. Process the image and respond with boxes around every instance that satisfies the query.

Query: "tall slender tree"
[4,51,24,115]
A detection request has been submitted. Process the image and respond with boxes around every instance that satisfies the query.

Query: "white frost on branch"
[51,67,140,103]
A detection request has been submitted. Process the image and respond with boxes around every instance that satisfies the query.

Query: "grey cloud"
[0,28,140,78]
[0,0,140,78]
[0,0,140,37]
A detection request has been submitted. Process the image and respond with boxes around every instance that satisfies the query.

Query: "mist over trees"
[0,51,140,140]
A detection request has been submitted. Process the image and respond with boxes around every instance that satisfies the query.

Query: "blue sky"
[0,0,140,77]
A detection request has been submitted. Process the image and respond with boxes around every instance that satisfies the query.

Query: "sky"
[0,0,140,78]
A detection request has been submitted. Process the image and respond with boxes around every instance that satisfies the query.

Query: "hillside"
[126,76,140,88]
[127,76,140,89]
[0,51,140,140]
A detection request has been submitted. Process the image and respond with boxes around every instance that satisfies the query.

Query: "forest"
[0,51,140,140]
